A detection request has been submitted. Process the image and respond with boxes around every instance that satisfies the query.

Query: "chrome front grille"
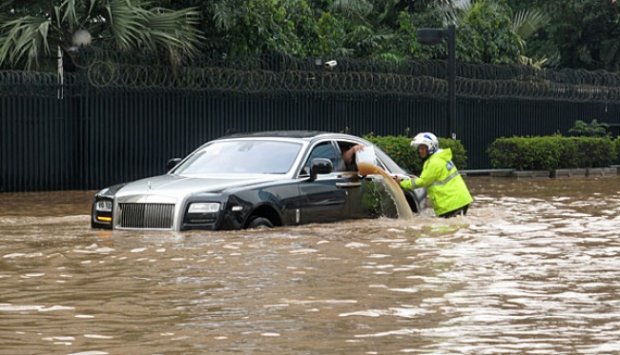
[118,203,175,229]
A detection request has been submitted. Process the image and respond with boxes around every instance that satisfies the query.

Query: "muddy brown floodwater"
[1,176,620,355]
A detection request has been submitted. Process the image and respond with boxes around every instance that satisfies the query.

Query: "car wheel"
[247,217,274,229]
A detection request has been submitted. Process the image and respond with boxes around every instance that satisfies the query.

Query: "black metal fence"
[2,55,620,192]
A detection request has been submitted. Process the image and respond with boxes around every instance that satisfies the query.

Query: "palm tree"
[0,0,203,71]
[444,0,551,67]
[511,8,552,68]
[328,0,404,59]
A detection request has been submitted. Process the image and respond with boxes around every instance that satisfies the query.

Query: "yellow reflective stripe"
[431,171,459,187]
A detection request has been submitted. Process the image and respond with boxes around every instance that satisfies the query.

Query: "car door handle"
[336,182,361,188]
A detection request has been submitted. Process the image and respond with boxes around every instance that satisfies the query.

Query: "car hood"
[115,174,282,201]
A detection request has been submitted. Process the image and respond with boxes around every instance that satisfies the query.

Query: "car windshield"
[173,140,302,175]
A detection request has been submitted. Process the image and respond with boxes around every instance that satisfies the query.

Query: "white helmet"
[410,132,439,154]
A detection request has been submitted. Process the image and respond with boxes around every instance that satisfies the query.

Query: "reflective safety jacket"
[400,148,473,216]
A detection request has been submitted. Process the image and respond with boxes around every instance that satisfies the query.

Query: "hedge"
[488,136,618,170]
[365,135,468,175]
[616,136,620,164]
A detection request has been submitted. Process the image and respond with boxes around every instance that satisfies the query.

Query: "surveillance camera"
[324,60,337,69]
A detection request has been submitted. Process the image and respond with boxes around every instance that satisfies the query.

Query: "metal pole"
[447,25,456,139]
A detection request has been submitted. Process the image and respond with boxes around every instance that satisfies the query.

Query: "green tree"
[569,119,610,137]
[507,0,620,71]
[448,0,522,64]
[511,8,550,68]
[322,0,410,60]
[0,0,202,71]
[551,0,620,71]
[401,0,526,65]
[195,0,320,58]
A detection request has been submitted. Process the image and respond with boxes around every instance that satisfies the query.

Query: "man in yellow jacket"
[398,132,473,218]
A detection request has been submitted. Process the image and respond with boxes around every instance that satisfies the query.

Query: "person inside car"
[396,132,472,218]
[304,142,365,173]
[340,144,365,171]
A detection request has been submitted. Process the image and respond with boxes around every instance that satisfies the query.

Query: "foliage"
[439,138,468,170]
[3,0,617,71]
[365,135,418,172]
[548,0,620,71]
[206,0,320,57]
[0,0,202,71]
[568,119,610,137]
[365,134,468,175]
[571,137,618,168]
[360,179,398,218]
[454,0,521,64]
[616,136,620,164]
[511,8,550,68]
[508,0,620,71]
[488,136,618,170]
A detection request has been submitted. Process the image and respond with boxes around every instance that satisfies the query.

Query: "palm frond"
[61,0,80,29]
[443,0,471,26]
[0,15,52,70]
[144,7,203,62]
[102,0,150,51]
[519,55,547,69]
[512,9,549,40]
[1,0,204,69]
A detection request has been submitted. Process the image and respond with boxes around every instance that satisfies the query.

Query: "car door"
[332,140,369,219]
[374,147,426,215]
[297,140,351,224]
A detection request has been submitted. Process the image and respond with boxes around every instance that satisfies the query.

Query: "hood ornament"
[147,181,152,190]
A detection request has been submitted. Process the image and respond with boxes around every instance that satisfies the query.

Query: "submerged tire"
[247,217,274,229]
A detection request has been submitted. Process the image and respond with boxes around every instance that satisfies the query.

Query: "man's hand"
[392,174,411,183]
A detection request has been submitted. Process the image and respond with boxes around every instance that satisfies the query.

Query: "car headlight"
[95,200,113,212]
[188,202,221,213]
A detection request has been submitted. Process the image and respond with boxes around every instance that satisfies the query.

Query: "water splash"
[358,162,415,220]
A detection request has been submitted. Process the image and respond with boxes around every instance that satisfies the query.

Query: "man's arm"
[395,174,416,190]
[398,161,441,190]
[342,144,364,165]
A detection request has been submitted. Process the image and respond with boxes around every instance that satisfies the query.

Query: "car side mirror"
[166,158,182,172]
[309,158,333,181]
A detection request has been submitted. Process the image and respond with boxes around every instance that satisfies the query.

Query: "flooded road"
[1,177,620,354]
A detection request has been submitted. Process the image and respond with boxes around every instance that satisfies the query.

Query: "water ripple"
[0,178,619,353]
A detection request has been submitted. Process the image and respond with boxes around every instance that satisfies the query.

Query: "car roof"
[218,130,364,142]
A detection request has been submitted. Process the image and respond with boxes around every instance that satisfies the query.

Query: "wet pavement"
[1,176,620,354]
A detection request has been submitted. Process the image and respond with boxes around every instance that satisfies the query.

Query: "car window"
[174,140,302,174]
[302,141,342,174]
[336,141,362,172]
[336,140,391,172]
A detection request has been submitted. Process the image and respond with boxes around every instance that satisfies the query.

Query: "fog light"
[188,202,220,213]
[96,200,112,212]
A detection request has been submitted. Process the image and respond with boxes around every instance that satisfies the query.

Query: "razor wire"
[83,62,448,96]
[2,57,620,102]
[80,61,620,102]
[0,70,85,97]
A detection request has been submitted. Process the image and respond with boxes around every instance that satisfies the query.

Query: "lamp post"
[417,25,456,139]
[72,29,93,49]
[58,29,92,98]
